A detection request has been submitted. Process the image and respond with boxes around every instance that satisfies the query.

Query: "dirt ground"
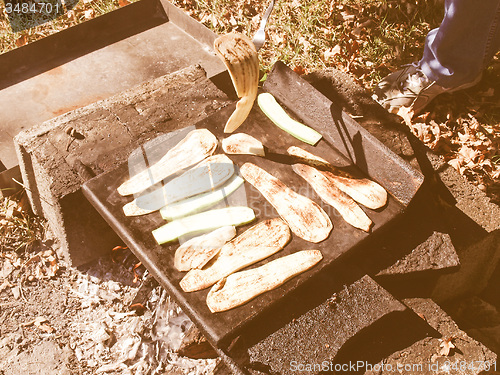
[0,227,218,375]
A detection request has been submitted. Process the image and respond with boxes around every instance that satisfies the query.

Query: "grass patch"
[169,0,444,87]
[0,0,138,54]
[0,0,444,87]
[0,190,45,254]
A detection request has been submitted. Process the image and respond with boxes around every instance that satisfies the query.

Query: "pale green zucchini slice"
[152,206,255,245]
[257,93,322,146]
[123,154,234,216]
[159,174,245,221]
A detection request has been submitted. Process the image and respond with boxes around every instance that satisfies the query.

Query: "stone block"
[444,296,500,355]
[431,229,500,303]
[376,231,460,277]
[304,67,500,303]
[14,65,230,266]
[243,275,434,375]
[364,298,497,375]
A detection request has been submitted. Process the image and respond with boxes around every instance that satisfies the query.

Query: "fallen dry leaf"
[84,8,95,19]
[397,106,414,127]
[341,10,356,22]
[448,158,463,173]
[30,317,56,333]
[119,0,130,6]
[15,35,27,47]
[298,36,312,52]
[66,10,76,21]
[439,337,455,356]
[0,279,13,293]
[346,39,359,56]
[21,249,59,280]
[324,45,342,61]
[351,26,363,38]
[37,322,55,333]
[458,145,480,163]
[293,65,307,75]
[22,254,41,268]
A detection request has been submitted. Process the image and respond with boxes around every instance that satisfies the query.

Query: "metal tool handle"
[252,0,275,50]
[260,0,275,29]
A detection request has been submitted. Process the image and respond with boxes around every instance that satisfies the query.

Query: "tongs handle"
[260,0,275,29]
[252,0,275,51]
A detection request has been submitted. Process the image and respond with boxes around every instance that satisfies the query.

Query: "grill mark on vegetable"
[215,36,254,95]
[214,33,258,132]
[240,163,332,243]
[287,146,387,209]
[180,218,291,292]
[206,250,323,312]
[174,226,236,271]
[292,163,372,232]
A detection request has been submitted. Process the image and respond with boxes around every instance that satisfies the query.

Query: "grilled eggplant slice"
[287,146,387,210]
[180,218,291,292]
[174,226,237,272]
[292,163,372,232]
[207,250,323,313]
[239,163,332,243]
[222,133,265,156]
[117,129,217,196]
[214,33,259,133]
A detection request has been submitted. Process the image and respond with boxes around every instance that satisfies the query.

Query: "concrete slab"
[241,275,434,375]
[214,294,498,375]
[304,68,500,303]
[14,65,230,265]
[0,0,225,169]
[376,231,460,276]
[363,298,497,375]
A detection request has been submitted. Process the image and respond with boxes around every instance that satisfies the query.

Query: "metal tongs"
[252,0,275,51]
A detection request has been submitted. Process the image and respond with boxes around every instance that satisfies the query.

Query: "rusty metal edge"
[160,0,217,50]
[0,0,223,91]
[0,0,167,90]
[0,165,23,197]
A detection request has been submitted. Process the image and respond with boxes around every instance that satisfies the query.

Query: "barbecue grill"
[83,60,424,372]
[2,1,436,372]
